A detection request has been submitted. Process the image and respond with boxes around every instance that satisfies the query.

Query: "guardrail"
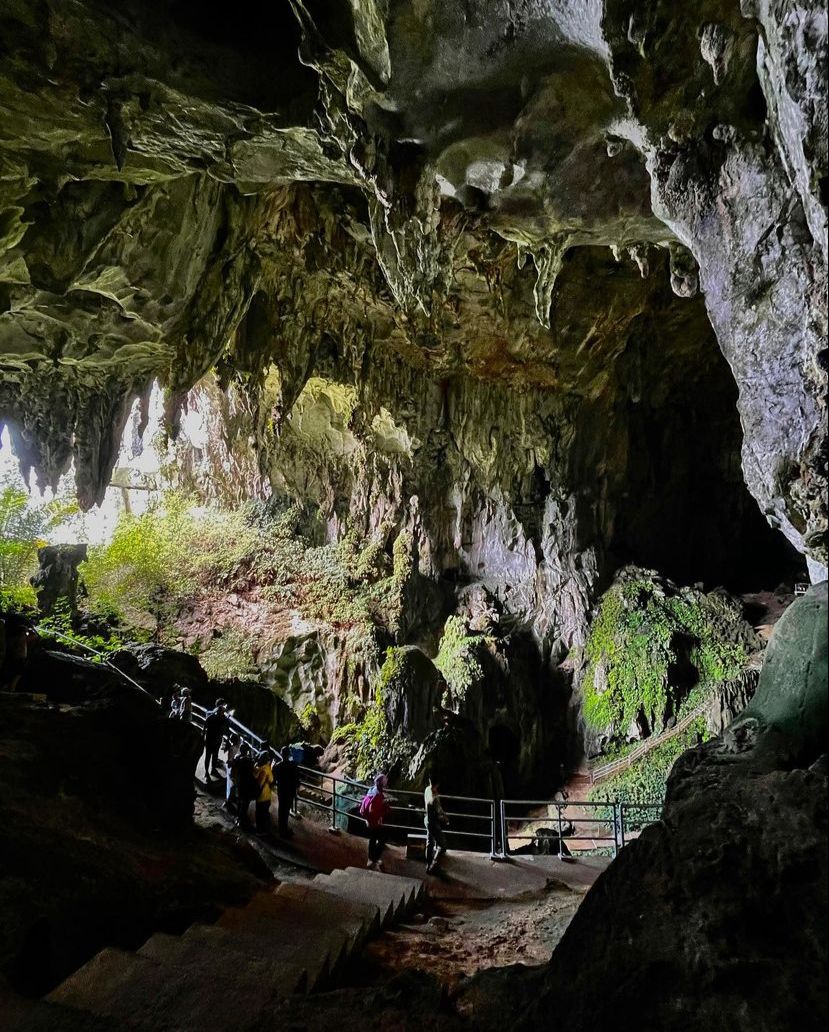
[588,702,707,784]
[21,641,664,859]
[35,626,157,701]
[191,701,662,858]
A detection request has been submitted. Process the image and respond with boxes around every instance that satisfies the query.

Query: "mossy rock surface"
[582,566,762,744]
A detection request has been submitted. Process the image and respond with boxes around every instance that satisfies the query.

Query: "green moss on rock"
[583,568,761,742]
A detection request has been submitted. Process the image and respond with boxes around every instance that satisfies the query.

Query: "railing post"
[500,799,509,858]
[328,774,339,834]
[619,803,627,850]
[556,802,564,860]
[611,800,620,857]
[489,800,498,858]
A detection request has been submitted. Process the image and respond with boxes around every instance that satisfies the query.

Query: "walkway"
[195,765,609,902]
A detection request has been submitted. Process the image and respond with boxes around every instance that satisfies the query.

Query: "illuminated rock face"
[0,1,824,574]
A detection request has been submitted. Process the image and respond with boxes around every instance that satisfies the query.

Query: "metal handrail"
[189,701,661,857]
[588,702,707,783]
[35,626,157,702]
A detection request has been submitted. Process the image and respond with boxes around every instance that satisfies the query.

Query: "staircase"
[9,869,424,1031]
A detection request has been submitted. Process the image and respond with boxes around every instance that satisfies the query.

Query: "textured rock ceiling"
[0,0,825,569]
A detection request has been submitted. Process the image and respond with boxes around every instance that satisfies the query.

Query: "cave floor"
[194,775,602,997]
[355,886,584,993]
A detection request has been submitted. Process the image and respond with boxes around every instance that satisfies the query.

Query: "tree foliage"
[0,474,77,612]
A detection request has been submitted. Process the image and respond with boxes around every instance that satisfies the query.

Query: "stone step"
[2,990,120,1032]
[312,872,400,927]
[326,868,419,920]
[137,931,308,995]
[275,881,380,943]
[47,943,300,1031]
[47,948,159,1019]
[180,923,331,991]
[217,893,354,973]
[336,866,425,910]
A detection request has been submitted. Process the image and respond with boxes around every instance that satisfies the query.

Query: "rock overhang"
[0,0,824,571]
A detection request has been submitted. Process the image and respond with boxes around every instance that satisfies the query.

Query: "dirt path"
[357,883,584,991]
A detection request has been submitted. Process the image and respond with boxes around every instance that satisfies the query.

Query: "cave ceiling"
[0,0,825,569]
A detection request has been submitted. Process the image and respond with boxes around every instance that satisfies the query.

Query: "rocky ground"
[360,887,583,992]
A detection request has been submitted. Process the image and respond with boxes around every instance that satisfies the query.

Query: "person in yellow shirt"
[254,751,274,837]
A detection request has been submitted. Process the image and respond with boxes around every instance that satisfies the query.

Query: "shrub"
[199,627,258,681]
[582,571,756,741]
[0,474,77,605]
[81,493,258,633]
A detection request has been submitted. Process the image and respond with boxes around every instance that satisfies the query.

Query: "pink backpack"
[359,790,387,828]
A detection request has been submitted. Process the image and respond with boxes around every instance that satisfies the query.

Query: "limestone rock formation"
[30,543,87,617]
[0,0,822,577]
[460,582,829,1032]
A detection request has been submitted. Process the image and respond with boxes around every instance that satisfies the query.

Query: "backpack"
[359,791,387,828]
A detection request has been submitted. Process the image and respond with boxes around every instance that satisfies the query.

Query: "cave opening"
[0,3,826,1022]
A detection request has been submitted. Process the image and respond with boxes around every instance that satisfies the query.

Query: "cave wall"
[0,0,824,581]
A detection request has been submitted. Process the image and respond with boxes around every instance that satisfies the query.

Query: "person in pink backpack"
[360,774,392,870]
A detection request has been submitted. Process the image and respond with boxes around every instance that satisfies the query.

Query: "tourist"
[274,745,299,838]
[224,734,243,812]
[177,687,192,722]
[424,772,449,873]
[202,698,229,780]
[232,743,256,831]
[254,749,275,836]
[360,773,391,870]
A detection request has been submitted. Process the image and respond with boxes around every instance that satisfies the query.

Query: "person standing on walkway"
[177,687,192,723]
[424,773,449,873]
[224,734,243,813]
[274,746,299,838]
[232,744,256,831]
[254,750,275,836]
[202,699,229,780]
[361,774,391,870]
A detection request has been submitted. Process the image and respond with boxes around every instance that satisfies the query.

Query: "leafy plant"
[199,627,258,681]
[582,571,756,741]
[37,600,131,660]
[0,474,78,607]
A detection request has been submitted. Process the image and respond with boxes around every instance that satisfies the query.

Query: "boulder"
[382,646,443,744]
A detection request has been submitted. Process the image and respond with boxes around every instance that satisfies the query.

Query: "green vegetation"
[588,718,709,824]
[81,492,260,637]
[0,474,77,613]
[36,599,141,660]
[435,615,487,708]
[583,572,755,740]
[199,627,258,681]
[78,493,413,677]
[332,647,417,780]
